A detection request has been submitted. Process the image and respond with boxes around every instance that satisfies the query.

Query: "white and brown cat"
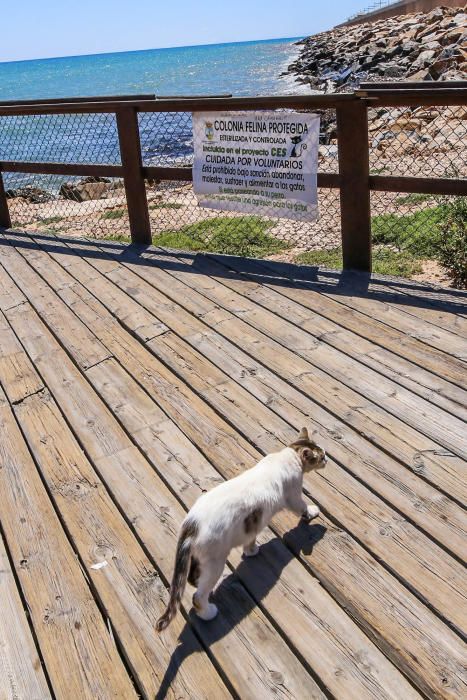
[156,427,326,631]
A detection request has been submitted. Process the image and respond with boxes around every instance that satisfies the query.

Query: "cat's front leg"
[287,490,320,522]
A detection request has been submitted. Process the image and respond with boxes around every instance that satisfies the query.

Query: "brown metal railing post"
[0,172,12,229]
[116,106,151,244]
[336,100,371,272]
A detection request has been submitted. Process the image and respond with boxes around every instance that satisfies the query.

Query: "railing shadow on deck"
[155,523,326,700]
[1,229,466,314]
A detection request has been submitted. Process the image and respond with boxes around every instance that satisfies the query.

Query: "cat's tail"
[156,519,198,632]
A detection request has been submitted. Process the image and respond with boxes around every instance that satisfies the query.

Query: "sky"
[0,1,368,63]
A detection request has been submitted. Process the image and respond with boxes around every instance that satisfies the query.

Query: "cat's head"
[289,427,327,473]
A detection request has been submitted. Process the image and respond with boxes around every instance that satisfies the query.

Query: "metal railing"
[0,85,466,272]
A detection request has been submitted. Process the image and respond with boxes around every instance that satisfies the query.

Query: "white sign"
[193,111,320,222]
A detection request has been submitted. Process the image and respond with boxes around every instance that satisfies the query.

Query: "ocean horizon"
[0,37,307,101]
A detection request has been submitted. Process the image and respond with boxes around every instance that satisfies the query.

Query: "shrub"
[433,196,467,288]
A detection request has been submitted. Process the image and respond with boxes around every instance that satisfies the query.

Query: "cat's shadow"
[156,521,326,699]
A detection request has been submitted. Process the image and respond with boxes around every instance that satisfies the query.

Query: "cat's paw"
[243,544,259,557]
[302,504,320,522]
[196,602,218,621]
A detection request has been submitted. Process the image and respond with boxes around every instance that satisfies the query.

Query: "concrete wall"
[337,0,465,27]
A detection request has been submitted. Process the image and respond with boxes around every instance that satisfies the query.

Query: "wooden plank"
[0,318,230,699]
[31,235,466,511]
[0,162,124,178]
[88,354,467,699]
[26,252,467,638]
[0,386,137,699]
[366,278,467,338]
[115,107,151,245]
[142,166,341,189]
[0,94,155,106]
[0,311,44,404]
[113,244,466,490]
[336,101,371,271]
[369,175,467,196]
[202,255,467,422]
[253,257,467,364]
[3,305,327,700]
[235,254,467,387]
[6,239,467,696]
[37,235,465,506]
[0,240,110,370]
[0,530,51,700]
[13,389,230,700]
[0,93,355,117]
[165,250,467,460]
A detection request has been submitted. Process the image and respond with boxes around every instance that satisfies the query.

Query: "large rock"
[59,176,123,202]
[5,185,55,203]
[287,5,467,92]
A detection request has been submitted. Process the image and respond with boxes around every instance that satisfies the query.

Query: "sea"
[0,38,307,190]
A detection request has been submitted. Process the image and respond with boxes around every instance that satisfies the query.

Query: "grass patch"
[371,205,446,257]
[394,193,432,206]
[295,247,423,277]
[153,217,287,257]
[38,215,64,225]
[149,202,183,210]
[102,208,126,220]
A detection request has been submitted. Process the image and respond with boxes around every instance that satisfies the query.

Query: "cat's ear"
[298,427,309,441]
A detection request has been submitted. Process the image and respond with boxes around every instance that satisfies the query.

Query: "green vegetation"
[295,247,423,277]
[434,196,467,288]
[371,206,445,257]
[149,202,183,210]
[153,217,287,257]
[38,215,64,225]
[394,193,433,206]
[102,208,126,220]
[296,197,465,286]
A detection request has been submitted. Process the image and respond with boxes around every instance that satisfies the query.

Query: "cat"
[156,427,327,632]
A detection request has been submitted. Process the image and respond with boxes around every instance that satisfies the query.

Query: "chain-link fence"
[368,104,466,282]
[0,96,465,280]
[1,107,341,257]
[0,112,129,238]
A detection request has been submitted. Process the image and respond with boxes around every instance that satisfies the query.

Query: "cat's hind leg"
[192,557,224,621]
[243,538,259,557]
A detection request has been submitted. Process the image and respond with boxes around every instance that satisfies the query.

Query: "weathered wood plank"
[0,311,44,405]
[211,253,467,387]
[0,387,137,700]
[87,354,467,700]
[1,266,422,699]
[180,252,467,459]
[27,258,466,637]
[0,238,110,370]
[103,244,465,504]
[3,304,326,700]
[32,241,467,501]
[204,255,467,421]
[2,367,230,698]
[2,233,466,698]
[0,530,51,700]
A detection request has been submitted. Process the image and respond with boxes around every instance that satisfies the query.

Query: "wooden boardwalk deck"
[0,229,466,700]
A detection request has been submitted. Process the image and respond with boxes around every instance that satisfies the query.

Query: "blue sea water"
[0,38,308,191]
[0,38,305,101]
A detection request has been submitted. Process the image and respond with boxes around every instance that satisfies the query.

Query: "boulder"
[59,181,105,201]
[5,185,55,203]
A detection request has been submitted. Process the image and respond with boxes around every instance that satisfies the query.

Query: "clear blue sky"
[2,1,367,63]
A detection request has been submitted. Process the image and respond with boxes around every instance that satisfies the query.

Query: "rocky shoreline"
[286,5,466,92]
